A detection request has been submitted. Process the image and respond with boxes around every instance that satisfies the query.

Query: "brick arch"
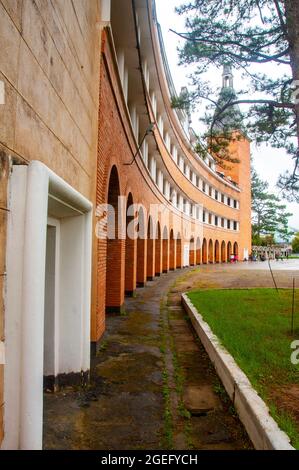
[176,232,182,269]
[196,237,201,265]
[105,165,124,313]
[137,207,147,287]
[221,241,226,263]
[208,239,214,264]
[104,162,122,202]
[214,240,220,263]
[147,216,155,280]
[169,229,176,271]
[189,237,196,266]
[202,238,208,264]
[162,226,169,273]
[155,221,162,276]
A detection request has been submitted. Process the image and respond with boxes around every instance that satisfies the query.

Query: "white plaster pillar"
[165,132,171,151]
[123,68,129,102]
[101,0,111,22]
[157,169,164,192]
[143,60,150,91]
[141,139,149,166]
[179,195,184,211]
[179,156,184,172]
[158,115,164,135]
[185,164,190,179]
[129,105,139,140]
[149,157,156,180]
[20,163,49,450]
[171,188,177,206]
[151,92,157,117]
[117,50,125,85]
[172,145,178,162]
[164,180,170,200]
[135,114,139,141]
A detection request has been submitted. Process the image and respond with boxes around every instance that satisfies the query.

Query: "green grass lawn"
[187,288,299,449]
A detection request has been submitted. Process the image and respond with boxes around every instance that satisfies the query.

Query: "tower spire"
[222,64,234,89]
[213,64,243,132]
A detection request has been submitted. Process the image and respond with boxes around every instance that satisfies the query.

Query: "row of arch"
[104,166,239,312]
[193,238,239,265]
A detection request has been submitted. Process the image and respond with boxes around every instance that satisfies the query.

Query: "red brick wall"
[93,29,252,344]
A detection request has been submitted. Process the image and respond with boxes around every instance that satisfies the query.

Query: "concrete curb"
[181,293,295,450]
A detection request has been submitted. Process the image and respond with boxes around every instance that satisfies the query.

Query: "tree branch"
[170,29,290,64]
[273,0,288,36]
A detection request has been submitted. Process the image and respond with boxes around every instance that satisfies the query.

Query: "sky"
[155,0,299,230]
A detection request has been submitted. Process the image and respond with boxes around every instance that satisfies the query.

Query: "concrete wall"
[0,0,103,445]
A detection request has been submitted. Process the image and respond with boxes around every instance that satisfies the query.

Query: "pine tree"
[292,233,299,252]
[172,0,299,201]
[251,169,293,244]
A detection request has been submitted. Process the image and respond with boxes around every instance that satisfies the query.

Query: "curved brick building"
[93,0,251,341]
[0,0,251,448]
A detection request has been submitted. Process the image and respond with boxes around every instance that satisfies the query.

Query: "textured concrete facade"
[0,0,103,446]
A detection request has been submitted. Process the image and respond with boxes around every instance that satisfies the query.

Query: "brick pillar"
[125,234,137,295]
[147,237,155,280]
[189,248,196,266]
[137,237,147,286]
[234,242,239,258]
[169,236,176,270]
[208,240,214,264]
[176,239,182,268]
[202,240,208,264]
[227,242,232,262]
[162,238,169,273]
[214,241,220,263]
[196,248,202,265]
[189,239,196,266]
[221,242,227,262]
[106,238,125,313]
[155,237,162,275]
[173,239,177,270]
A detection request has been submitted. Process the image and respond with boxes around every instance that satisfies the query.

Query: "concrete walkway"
[44,265,255,450]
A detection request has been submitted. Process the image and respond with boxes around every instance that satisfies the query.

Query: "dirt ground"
[43,260,299,450]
